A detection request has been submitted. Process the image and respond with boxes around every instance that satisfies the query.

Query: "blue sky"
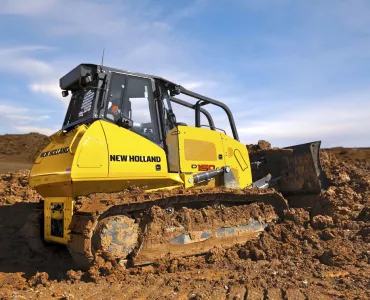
[0,0,369,147]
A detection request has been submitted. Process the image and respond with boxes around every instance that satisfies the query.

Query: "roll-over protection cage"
[168,85,239,141]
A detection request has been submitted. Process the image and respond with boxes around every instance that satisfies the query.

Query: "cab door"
[104,74,166,179]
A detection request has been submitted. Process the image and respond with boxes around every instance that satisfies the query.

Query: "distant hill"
[326,147,370,165]
[0,133,50,173]
[0,133,50,162]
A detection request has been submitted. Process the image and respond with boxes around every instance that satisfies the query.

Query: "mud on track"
[0,149,369,299]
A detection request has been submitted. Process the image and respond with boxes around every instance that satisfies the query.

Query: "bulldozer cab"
[60,64,232,147]
[61,64,162,144]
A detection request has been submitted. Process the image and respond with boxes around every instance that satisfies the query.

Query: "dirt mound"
[0,142,369,299]
[0,171,75,299]
[0,171,42,206]
[0,133,50,173]
[327,147,370,165]
[0,133,49,163]
[246,140,272,153]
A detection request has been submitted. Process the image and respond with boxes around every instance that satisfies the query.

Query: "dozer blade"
[250,141,327,195]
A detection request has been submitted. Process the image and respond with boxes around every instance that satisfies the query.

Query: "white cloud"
[0,45,53,54]
[0,102,55,134]
[0,104,28,114]
[0,45,54,77]
[6,114,50,124]
[182,82,204,90]
[29,82,68,105]
[235,91,370,147]
[0,0,58,15]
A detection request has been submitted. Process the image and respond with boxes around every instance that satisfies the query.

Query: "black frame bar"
[169,96,215,130]
[177,86,240,141]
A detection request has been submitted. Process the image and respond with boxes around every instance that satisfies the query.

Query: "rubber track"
[67,191,287,269]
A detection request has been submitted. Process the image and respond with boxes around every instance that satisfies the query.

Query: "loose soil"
[0,137,369,299]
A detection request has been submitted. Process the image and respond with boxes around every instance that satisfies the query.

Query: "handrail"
[169,96,215,130]
[177,85,239,141]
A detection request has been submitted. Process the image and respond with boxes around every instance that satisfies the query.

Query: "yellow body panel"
[166,128,180,172]
[221,134,253,188]
[30,119,253,244]
[102,121,167,178]
[177,126,225,173]
[174,126,252,188]
[30,129,76,197]
[71,121,108,179]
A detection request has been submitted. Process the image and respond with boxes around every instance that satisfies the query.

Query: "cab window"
[105,73,126,123]
[123,76,159,144]
[105,74,159,144]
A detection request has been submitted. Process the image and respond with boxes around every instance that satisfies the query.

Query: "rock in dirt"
[27,272,49,287]
[319,248,356,267]
[66,270,83,283]
[311,215,334,229]
[320,229,336,240]
[250,247,266,261]
[206,247,227,264]
[284,208,310,225]
[358,206,370,221]
[246,140,271,153]
[0,171,42,205]
[358,225,370,242]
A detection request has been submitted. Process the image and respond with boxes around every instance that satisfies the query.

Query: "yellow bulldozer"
[25,63,326,269]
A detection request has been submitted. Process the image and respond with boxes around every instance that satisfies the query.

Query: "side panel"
[101,121,168,179]
[70,121,183,196]
[221,134,253,188]
[177,126,225,181]
[29,128,82,197]
[31,132,74,176]
[71,121,109,179]
[166,127,180,172]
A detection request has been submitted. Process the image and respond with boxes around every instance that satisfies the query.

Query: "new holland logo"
[40,147,69,158]
[110,155,161,163]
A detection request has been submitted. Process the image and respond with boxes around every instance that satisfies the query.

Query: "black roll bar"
[169,96,215,130]
[177,85,240,141]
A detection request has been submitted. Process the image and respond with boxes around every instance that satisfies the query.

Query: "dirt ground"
[0,136,369,299]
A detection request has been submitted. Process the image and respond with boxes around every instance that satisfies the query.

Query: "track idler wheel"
[92,215,139,262]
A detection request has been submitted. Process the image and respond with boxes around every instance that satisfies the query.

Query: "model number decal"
[40,147,69,157]
[110,155,161,163]
[198,164,215,171]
